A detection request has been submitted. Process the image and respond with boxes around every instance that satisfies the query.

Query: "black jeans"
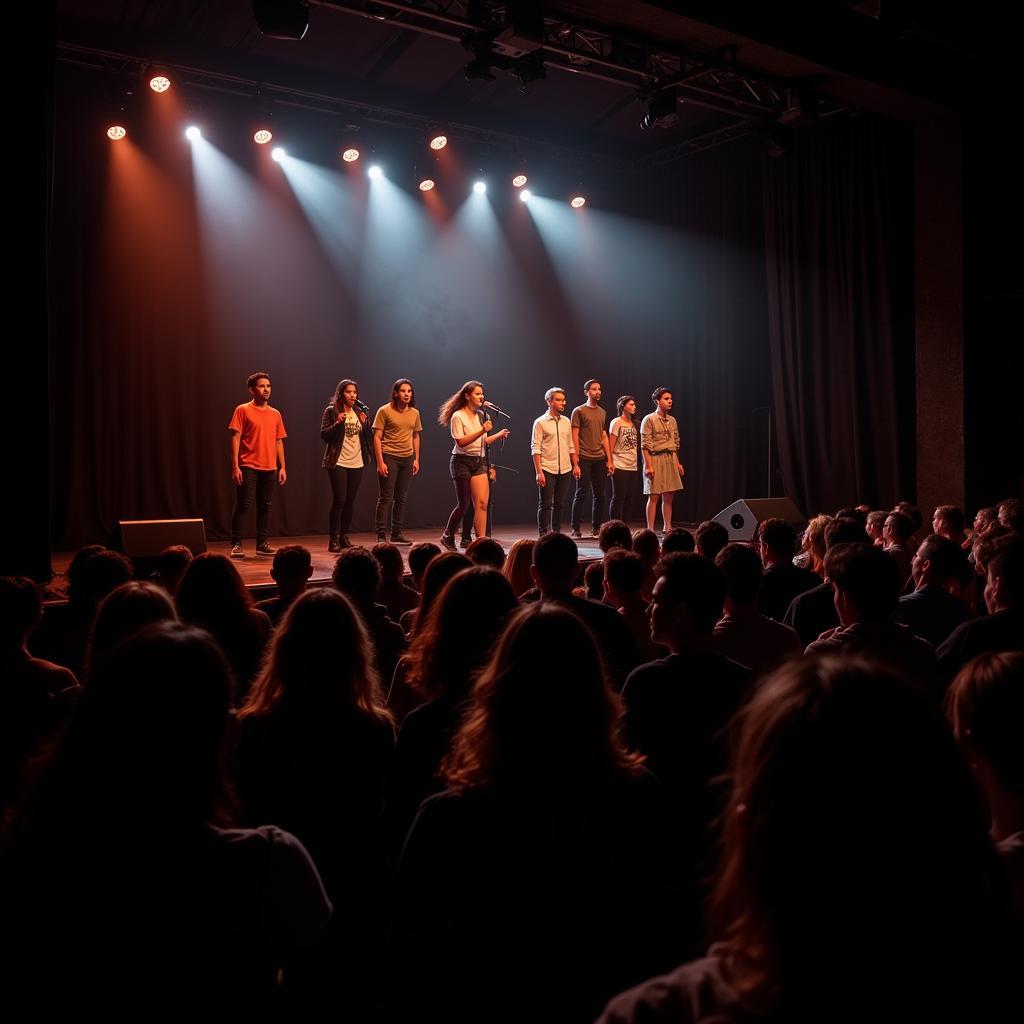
[609,467,640,524]
[571,457,608,533]
[375,454,414,536]
[538,471,573,535]
[327,465,364,538]
[231,468,275,546]
[445,455,485,538]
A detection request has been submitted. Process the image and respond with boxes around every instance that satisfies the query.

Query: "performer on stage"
[320,378,373,552]
[640,386,685,534]
[372,378,422,545]
[608,395,640,525]
[570,379,614,539]
[438,381,509,552]
[228,371,287,558]
[531,387,580,536]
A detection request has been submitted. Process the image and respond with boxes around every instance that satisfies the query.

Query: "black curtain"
[763,115,914,517]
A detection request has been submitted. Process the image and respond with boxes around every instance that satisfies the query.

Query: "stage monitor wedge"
[711,498,804,542]
[119,518,207,559]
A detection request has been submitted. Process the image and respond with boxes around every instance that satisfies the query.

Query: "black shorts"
[451,454,487,479]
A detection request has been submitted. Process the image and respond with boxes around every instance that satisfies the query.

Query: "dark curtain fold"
[763,115,914,517]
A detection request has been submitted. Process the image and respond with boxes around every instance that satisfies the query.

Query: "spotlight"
[253,0,309,40]
[185,125,201,141]
[639,88,679,130]
[511,51,546,93]
[107,125,126,141]
[272,146,286,162]
[427,127,448,151]
[341,147,360,162]
[473,181,487,194]
[254,129,273,145]
[512,173,528,188]
[418,178,435,192]
[519,189,531,203]
[368,165,383,179]
[148,72,171,94]
[570,195,586,209]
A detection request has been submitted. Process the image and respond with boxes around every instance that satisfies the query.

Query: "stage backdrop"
[49,66,912,550]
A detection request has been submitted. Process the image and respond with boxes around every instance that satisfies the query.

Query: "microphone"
[354,399,371,414]
[483,400,511,419]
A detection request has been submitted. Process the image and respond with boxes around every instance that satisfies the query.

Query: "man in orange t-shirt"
[228,372,287,558]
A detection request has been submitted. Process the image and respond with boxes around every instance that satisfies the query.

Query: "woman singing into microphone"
[438,381,509,552]
[320,378,373,552]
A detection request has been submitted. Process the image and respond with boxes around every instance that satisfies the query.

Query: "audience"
[371,542,419,624]
[601,656,1010,1023]
[2,622,331,1011]
[713,543,801,677]
[176,553,272,702]
[894,533,970,647]
[390,605,687,1023]
[757,517,820,622]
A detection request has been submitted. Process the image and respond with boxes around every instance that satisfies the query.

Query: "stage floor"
[49,524,612,592]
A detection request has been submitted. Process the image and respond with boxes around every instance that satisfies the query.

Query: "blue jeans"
[375,454,414,536]
[609,467,640,524]
[571,457,609,533]
[231,467,275,546]
[538,472,573,535]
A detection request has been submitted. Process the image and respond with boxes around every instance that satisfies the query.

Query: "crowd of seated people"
[1,495,1020,1017]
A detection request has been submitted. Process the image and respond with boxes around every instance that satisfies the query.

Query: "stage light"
[272,146,286,162]
[254,129,273,145]
[185,125,201,141]
[149,73,171,94]
[253,0,309,40]
[341,147,360,162]
[473,181,487,194]
[107,125,126,141]
[639,87,679,130]
[368,165,383,179]
[570,195,586,209]
[427,128,448,151]
[512,173,528,188]
[418,178,435,192]
[519,189,531,203]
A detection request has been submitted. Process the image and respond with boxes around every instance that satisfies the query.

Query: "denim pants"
[538,471,573,535]
[375,453,414,536]
[231,467,275,546]
[571,457,608,532]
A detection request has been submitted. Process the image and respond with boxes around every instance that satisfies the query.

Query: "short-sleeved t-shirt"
[229,404,287,471]
[609,417,638,471]
[337,410,364,469]
[571,404,607,460]
[372,404,423,457]
[451,407,484,456]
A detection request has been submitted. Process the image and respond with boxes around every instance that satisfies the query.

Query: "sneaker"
[590,529,601,539]
[376,532,387,543]
[570,529,583,539]
[328,537,341,553]
[440,533,457,552]
[230,544,245,559]
[340,535,351,549]
[391,534,413,546]
[256,543,276,557]
[459,536,472,549]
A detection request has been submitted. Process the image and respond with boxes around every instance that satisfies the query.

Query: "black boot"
[328,535,341,553]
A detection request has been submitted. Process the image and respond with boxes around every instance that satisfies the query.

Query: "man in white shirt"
[531,387,580,536]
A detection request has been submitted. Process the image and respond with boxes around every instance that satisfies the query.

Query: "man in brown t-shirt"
[570,379,614,539]
[372,378,423,545]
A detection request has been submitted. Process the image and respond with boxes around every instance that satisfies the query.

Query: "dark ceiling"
[55,2,1003,161]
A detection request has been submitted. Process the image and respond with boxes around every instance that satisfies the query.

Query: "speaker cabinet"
[711,498,804,542]
[118,519,207,558]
